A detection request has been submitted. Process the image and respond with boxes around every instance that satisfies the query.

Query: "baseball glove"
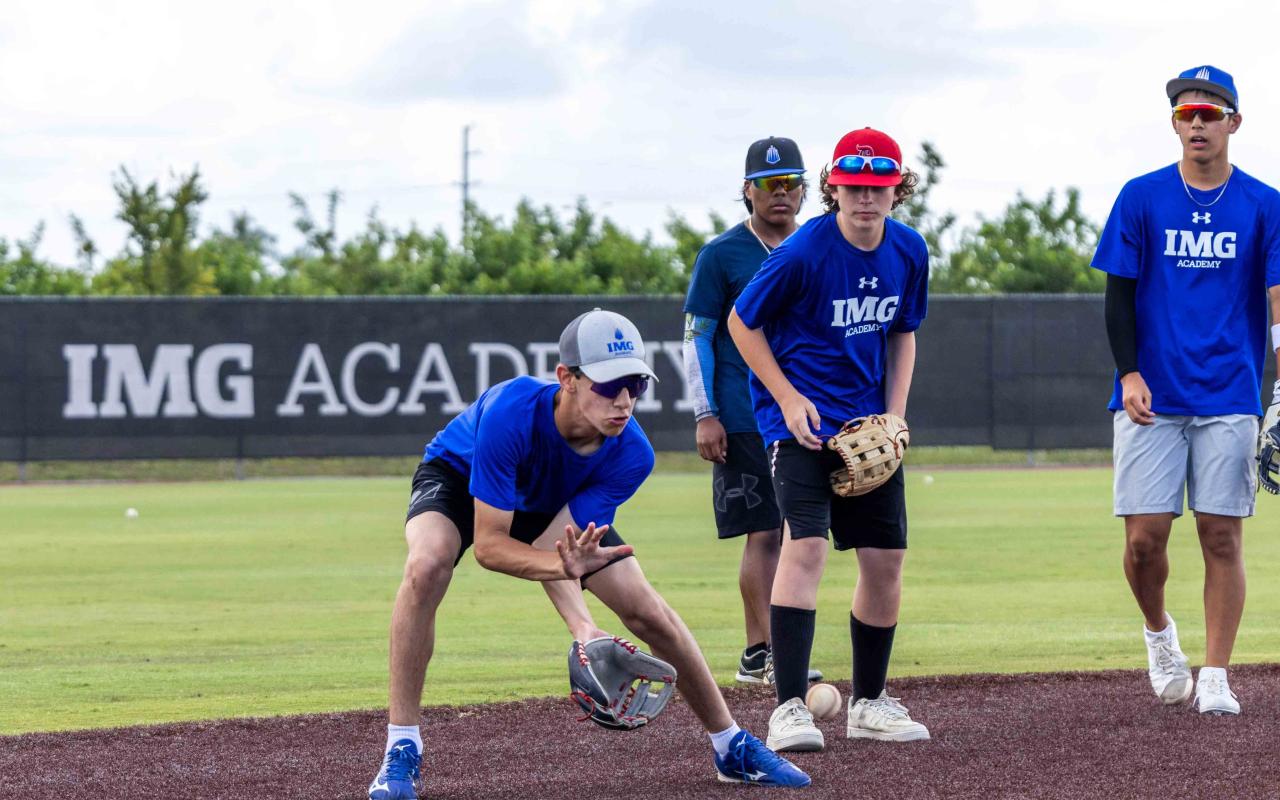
[568,636,677,731]
[827,413,910,497]
[1259,419,1280,495]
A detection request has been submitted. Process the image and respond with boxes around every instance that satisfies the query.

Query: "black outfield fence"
[1,296,1272,462]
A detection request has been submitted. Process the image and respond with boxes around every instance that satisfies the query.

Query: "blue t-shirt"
[733,214,930,445]
[422,376,655,529]
[1092,164,1280,416]
[684,222,773,433]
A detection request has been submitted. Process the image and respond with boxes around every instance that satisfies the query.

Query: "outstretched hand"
[556,522,634,579]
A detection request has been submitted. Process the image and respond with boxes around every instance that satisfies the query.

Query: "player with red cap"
[729,128,932,751]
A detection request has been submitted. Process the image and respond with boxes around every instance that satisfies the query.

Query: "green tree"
[0,224,88,295]
[91,168,215,295]
[200,212,278,296]
[935,188,1102,293]
[893,141,957,276]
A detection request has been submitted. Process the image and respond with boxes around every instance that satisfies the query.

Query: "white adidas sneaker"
[1195,667,1240,716]
[847,692,930,742]
[765,697,824,752]
[1145,616,1193,705]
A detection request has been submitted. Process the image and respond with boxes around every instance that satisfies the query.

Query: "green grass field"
[2,467,1278,734]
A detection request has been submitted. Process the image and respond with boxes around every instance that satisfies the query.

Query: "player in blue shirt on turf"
[1093,65,1280,716]
[729,128,931,753]
[366,309,810,799]
[683,136,821,687]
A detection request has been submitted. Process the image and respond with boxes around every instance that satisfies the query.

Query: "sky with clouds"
[3,0,1279,266]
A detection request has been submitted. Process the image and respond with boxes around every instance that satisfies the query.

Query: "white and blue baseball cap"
[558,308,659,383]
[1167,65,1239,109]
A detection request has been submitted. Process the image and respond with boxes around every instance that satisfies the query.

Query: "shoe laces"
[1150,640,1184,674]
[777,700,814,731]
[864,695,910,721]
[1199,672,1235,698]
[383,745,421,783]
[733,733,790,775]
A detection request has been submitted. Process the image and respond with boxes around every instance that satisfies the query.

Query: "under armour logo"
[714,475,763,512]
[765,145,781,165]
[859,277,878,289]
[1196,67,1211,80]
[1192,212,1211,224]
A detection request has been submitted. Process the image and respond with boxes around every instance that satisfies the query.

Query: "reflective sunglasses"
[587,374,650,399]
[833,154,901,176]
[750,174,805,192]
[1171,103,1235,122]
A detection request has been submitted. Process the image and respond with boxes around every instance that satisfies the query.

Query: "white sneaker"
[766,697,824,752]
[1145,616,1193,704]
[1195,667,1240,715]
[847,692,930,742]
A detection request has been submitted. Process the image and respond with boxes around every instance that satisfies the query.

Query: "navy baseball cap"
[1166,65,1238,109]
[745,137,805,179]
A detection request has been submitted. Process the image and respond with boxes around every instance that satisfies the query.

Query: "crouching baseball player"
[366,308,810,799]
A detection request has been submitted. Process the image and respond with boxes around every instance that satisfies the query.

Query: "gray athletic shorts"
[1113,411,1259,518]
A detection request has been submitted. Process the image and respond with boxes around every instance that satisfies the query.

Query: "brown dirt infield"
[5,665,1280,799]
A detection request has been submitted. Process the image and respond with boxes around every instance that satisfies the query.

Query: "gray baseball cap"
[558,308,659,384]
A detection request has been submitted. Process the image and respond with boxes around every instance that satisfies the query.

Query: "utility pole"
[459,125,480,249]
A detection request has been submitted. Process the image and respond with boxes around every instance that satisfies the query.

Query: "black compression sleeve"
[1105,273,1139,377]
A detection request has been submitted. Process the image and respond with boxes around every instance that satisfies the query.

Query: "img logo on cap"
[608,328,635,354]
[765,145,781,165]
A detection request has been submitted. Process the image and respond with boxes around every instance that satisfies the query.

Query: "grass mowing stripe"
[1,469,1276,733]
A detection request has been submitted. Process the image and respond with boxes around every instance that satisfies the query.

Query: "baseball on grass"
[124,507,139,519]
[805,682,842,720]
[922,474,935,485]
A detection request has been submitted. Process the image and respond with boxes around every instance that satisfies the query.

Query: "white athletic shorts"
[1113,411,1259,518]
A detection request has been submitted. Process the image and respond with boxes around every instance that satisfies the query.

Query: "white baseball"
[922,474,935,485]
[805,682,842,720]
[124,507,139,519]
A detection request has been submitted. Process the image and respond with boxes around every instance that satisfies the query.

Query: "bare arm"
[472,499,632,581]
[884,331,916,418]
[727,308,822,449]
[1271,285,1280,379]
[531,507,609,641]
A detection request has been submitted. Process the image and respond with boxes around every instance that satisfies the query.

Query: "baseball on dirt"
[805,682,842,720]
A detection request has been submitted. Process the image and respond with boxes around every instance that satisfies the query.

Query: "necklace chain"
[1178,163,1232,208]
[746,219,774,255]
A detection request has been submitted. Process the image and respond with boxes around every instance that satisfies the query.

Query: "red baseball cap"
[827,127,903,187]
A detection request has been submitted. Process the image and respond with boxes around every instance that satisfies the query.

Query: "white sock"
[387,724,423,754]
[709,722,742,756]
[1144,617,1173,639]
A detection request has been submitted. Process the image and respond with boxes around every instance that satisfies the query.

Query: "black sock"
[770,605,816,705]
[744,641,768,657]
[851,613,896,701]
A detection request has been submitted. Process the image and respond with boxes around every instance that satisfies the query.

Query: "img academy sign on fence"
[0,297,704,461]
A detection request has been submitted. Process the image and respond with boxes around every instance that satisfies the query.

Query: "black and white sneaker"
[735,647,769,684]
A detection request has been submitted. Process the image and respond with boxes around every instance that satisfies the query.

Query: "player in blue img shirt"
[366,309,809,799]
[729,128,931,753]
[683,136,821,686]
[1093,66,1280,716]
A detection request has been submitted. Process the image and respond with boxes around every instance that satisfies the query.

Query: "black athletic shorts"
[405,458,631,579]
[768,440,907,550]
[712,432,782,539]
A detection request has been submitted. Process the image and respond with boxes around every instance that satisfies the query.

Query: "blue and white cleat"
[368,738,422,800]
[715,730,812,787]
